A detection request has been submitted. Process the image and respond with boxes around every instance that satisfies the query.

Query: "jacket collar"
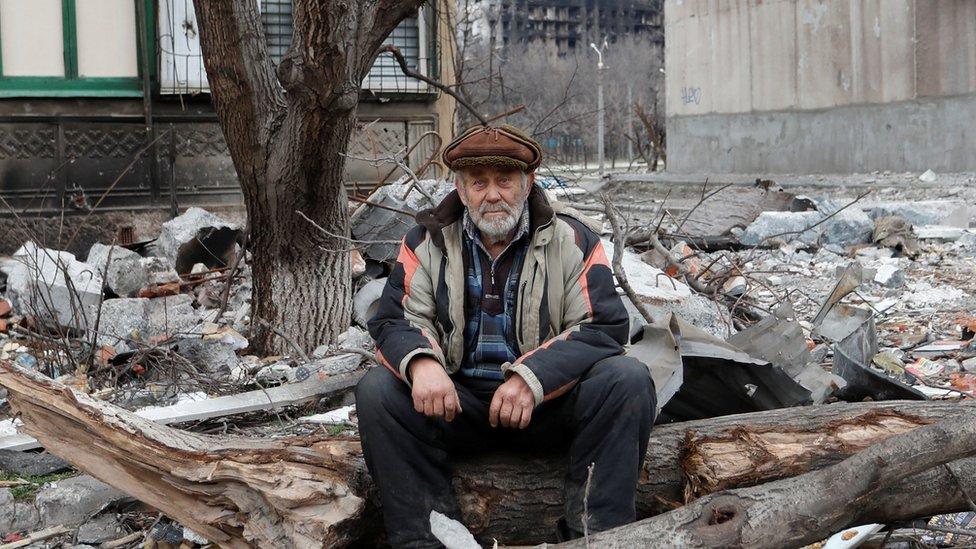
[416,184,555,251]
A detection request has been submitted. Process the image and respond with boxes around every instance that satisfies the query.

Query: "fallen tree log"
[562,406,976,548]
[0,361,973,547]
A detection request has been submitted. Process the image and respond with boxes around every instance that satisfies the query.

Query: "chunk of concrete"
[353,278,388,328]
[0,488,40,534]
[430,510,480,549]
[87,243,148,298]
[350,178,453,263]
[2,242,103,330]
[34,475,127,528]
[866,200,965,226]
[873,263,905,288]
[76,513,121,544]
[820,208,874,247]
[0,450,70,477]
[94,294,200,352]
[173,337,240,375]
[740,211,823,247]
[155,207,242,274]
[86,243,139,274]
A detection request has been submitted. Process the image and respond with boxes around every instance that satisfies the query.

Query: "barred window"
[159,0,431,95]
[261,0,293,65]
[260,1,430,93]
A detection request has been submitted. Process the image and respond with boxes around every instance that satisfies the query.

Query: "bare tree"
[193,0,425,354]
[455,34,664,168]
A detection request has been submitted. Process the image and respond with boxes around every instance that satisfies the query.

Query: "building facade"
[665,0,976,174]
[464,0,662,55]
[0,0,456,217]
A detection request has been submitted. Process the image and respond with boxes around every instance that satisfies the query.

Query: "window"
[0,0,151,97]
[260,1,434,94]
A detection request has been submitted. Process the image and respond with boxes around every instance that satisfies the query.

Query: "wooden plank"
[0,369,366,452]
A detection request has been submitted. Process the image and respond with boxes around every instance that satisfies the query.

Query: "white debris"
[918,169,937,183]
[3,242,103,330]
[301,405,355,424]
[429,510,480,549]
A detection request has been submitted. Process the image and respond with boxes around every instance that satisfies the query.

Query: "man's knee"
[593,355,654,395]
[355,366,411,426]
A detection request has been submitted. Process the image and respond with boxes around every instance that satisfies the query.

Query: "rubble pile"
[0,173,974,546]
[577,179,976,411]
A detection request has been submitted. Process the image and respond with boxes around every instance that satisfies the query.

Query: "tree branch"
[379,45,488,125]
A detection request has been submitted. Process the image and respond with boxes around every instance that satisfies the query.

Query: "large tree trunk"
[1,362,973,547]
[193,0,425,354]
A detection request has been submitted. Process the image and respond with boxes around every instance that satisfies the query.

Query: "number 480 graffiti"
[681,87,702,105]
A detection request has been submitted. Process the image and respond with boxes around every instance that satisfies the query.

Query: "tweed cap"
[442,124,543,172]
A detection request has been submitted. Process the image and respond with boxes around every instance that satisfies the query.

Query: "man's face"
[456,166,534,242]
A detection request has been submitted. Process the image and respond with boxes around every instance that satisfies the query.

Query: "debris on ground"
[0,175,975,547]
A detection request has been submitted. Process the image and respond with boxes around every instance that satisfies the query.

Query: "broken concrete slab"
[2,242,103,330]
[76,513,121,544]
[154,207,242,274]
[915,226,968,241]
[677,183,798,238]
[0,487,40,534]
[172,337,240,375]
[0,450,70,477]
[740,211,822,247]
[34,475,127,528]
[351,178,453,263]
[865,200,966,226]
[873,263,905,288]
[820,208,874,247]
[86,243,139,274]
[94,294,200,352]
[352,278,387,328]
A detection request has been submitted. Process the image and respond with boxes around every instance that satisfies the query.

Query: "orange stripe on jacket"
[375,349,402,379]
[397,237,422,307]
[578,241,610,316]
[514,330,572,365]
[544,379,579,402]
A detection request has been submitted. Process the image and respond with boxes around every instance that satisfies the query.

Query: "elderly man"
[357,124,655,547]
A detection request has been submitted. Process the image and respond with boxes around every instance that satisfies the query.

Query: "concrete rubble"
[154,207,242,274]
[0,181,975,545]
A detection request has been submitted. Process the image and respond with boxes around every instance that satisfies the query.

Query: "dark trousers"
[356,355,656,548]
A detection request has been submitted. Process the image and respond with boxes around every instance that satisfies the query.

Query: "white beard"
[471,199,525,243]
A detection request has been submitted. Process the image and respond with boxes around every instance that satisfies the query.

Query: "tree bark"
[193,0,425,354]
[1,361,973,547]
[562,408,976,549]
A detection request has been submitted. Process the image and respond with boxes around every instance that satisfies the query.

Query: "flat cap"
[442,124,543,172]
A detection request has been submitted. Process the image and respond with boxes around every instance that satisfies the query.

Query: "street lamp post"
[590,41,606,176]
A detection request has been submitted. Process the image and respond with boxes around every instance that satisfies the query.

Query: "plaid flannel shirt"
[459,207,530,379]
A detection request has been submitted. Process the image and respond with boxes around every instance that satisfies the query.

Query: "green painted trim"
[0,76,142,97]
[142,0,156,81]
[62,0,78,78]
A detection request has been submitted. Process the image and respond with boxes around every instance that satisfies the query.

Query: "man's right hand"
[408,357,463,422]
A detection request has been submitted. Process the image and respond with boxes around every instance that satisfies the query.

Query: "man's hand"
[489,374,535,429]
[408,357,462,421]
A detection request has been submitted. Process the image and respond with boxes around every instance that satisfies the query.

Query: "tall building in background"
[463,0,662,55]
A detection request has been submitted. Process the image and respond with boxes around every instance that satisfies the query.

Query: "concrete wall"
[665,0,976,173]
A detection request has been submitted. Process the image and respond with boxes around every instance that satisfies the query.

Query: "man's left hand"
[489,374,535,429]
